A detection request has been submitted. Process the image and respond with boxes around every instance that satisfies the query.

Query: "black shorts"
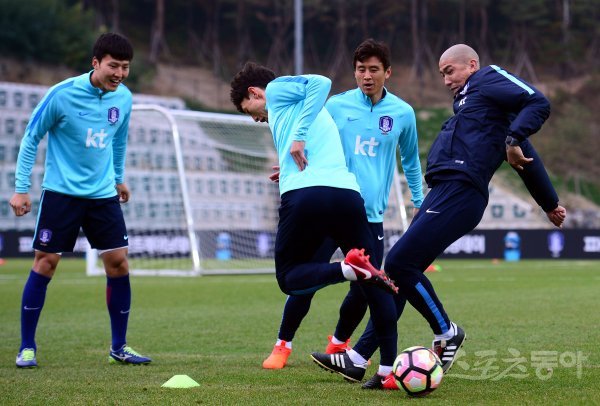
[33,190,128,253]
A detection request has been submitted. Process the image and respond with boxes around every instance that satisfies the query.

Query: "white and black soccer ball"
[392,346,444,396]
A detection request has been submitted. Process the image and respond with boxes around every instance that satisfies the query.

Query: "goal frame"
[86,104,203,276]
[86,104,409,277]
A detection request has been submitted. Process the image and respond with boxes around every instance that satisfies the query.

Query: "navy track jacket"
[425,65,558,211]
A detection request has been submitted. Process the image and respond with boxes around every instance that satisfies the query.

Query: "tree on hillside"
[497,0,550,82]
[260,0,294,74]
[235,0,254,67]
[327,0,350,82]
[474,0,491,65]
[82,0,120,32]
[149,0,170,63]
[410,0,424,87]
[410,0,438,96]
[559,0,575,78]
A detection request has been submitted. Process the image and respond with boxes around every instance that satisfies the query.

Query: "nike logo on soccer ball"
[377,235,384,240]
[426,209,441,214]
[23,306,41,310]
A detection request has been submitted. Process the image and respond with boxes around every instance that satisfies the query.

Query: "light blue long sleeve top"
[326,88,423,222]
[15,71,131,198]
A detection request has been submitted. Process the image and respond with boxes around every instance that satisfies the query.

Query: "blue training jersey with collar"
[326,88,423,223]
[266,74,359,196]
[15,71,131,198]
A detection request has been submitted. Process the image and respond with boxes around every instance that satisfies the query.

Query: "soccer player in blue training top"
[261,39,423,377]
[9,33,152,368]
[310,43,566,389]
[230,62,400,379]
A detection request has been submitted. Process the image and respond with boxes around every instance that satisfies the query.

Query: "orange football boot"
[325,335,351,354]
[262,341,292,369]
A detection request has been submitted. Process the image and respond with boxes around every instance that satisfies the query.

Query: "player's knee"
[276,276,292,295]
[32,252,60,277]
[102,249,129,277]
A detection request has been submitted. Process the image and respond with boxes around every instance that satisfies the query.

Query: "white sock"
[276,339,292,349]
[378,365,393,376]
[331,335,345,345]
[434,322,457,342]
[341,261,357,281]
[347,349,367,365]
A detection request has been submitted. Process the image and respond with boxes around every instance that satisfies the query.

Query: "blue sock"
[20,270,51,351]
[106,274,131,350]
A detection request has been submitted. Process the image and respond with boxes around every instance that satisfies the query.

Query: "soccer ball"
[392,346,444,396]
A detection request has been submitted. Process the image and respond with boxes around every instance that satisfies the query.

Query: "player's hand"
[290,141,308,171]
[269,165,280,183]
[116,183,131,203]
[9,193,31,216]
[546,205,566,228]
[507,145,533,170]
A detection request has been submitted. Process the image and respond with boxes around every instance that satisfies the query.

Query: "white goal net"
[86,105,409,276]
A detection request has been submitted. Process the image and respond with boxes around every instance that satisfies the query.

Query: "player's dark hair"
[230,62,276,113]
[93,33,134,62]
[353,38,391,70]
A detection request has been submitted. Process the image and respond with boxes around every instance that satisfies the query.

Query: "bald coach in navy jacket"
[382,44,567,372]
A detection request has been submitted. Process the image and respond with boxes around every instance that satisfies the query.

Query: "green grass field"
[1,258,599,405]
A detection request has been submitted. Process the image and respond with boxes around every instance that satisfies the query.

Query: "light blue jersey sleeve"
[397,107,424,209]
[15,79,73,193]
[266,75,359,195]
[267,74,330,142]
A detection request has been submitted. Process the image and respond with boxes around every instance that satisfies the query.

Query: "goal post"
[86,105,410,276]
[86,104,280,276]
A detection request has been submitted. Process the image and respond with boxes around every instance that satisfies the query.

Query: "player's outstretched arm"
[9,193,31,216]
[511,140,559,214]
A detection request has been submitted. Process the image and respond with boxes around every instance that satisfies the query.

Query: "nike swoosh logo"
[123,235,128,240]
[350,265,372,279]
[382,376,396,386]
[377,235,384,240]
[23,306,41,310]
[112,354,132,361]
[120,309,130,314]
[426,209,440,214]
[78,112,91,116]
[347,117,360,121]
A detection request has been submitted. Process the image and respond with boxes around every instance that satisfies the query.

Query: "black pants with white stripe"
[354,180,486,359]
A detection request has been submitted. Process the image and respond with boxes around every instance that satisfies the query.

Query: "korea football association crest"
[379,116,393,134]
[39,229,52,245]
[108,107,120,125]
